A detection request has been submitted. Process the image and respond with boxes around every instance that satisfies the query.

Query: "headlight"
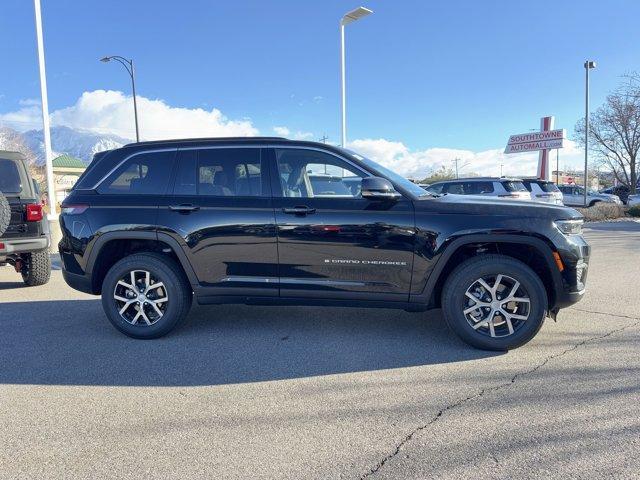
[555,219,583,235]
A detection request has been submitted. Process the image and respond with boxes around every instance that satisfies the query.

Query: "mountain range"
[0,125,129,165]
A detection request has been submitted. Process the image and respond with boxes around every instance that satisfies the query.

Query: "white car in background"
[558,185,622,207]
[425,177,532,200]
[521,179,564,205]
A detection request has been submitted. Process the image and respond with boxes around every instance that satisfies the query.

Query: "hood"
[415,193,582,220]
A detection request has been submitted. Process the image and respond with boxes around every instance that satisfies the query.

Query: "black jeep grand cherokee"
[59,138,589,350]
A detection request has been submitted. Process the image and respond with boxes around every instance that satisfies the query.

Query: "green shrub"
[628,205,640,217]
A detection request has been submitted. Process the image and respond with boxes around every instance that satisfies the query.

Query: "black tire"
[441,254,547,351]
[0,191,10,237]
[101,253,192,339]
[21,251,52,286]
[588,200,601,207]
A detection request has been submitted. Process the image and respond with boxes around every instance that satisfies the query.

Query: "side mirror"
[361,177,401,200]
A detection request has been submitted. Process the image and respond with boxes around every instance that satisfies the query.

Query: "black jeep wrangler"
[59,138,589,350]
[0,151,51,286]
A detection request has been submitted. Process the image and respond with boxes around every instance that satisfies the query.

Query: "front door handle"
[169,204,200,213]
[282,206,316,216]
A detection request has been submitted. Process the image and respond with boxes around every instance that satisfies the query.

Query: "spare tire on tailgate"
[0,191,10,237]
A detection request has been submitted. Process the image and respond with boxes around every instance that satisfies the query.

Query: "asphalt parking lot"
[1,221,639,479]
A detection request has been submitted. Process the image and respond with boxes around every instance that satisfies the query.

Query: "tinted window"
[465,181,494,194]
[537,181,559,193]
[446,182,465,194]
[501,181,527,192]
[0,159,23,193]
[197,148,263,197]
[98,151,175,195]
[276,149,365,198]
[426,183,444,194]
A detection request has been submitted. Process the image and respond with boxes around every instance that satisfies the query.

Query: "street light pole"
[584,60,596,206]
[33,0,57,220]
[340,6,373,147]
[101,55,140,142]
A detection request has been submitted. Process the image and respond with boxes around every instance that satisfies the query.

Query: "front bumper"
[0,235,50,257]
[553,233,590,309]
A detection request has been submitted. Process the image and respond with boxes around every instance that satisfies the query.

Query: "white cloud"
[272,126,313,140]
[0,90,258,140]
[348,138,585,179]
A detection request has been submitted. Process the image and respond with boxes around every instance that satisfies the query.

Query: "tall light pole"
[584,60,596,206]
[340,6,373,147]
[33,0,57,220]
[101,55,140,142]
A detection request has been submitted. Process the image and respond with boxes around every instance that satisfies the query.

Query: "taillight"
[61,204,89,215]
[26,203,43,222]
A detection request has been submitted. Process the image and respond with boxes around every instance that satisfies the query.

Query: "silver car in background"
[627,194,640,207]
[425,177,532,200]
[521,179,564,205]
[558,185,622,207]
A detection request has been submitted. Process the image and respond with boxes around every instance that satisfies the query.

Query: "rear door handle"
[169,204,200,213]
[282,206,316,215]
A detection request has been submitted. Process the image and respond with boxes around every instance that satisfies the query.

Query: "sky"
[1,0,639,178]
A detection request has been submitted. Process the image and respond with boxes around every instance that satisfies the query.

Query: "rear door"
[156,146,279,297]
[0,157,41,240]
[268,147,415,301]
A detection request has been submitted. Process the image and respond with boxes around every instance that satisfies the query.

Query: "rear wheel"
[21,251,51,286]
[442,254,547,351]
[0,192,10,237]
[101,253,192,339]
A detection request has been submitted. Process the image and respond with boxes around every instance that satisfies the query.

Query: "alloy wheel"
[463,274,530,338]
[113,270,168,326]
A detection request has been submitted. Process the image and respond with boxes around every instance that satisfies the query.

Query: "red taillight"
[0,242,5,250]
[61,204,89,215]
[26,203,43,222]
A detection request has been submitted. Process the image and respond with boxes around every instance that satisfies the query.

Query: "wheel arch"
[86,231,198,294]
[414,234,563,310]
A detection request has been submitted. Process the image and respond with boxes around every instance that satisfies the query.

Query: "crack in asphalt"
[360,316,640,479]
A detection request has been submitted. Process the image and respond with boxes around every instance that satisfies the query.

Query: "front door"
[268,147,416,302]
[157,146,279,297]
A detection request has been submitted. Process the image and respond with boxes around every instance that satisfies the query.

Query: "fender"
[410,233,563,307]
[86,230,199,289]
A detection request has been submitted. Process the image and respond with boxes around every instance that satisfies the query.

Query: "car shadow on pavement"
[0,299,501,386]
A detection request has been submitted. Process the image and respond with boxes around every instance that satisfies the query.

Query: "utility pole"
[319,134,329,144]
[584,60,596,206]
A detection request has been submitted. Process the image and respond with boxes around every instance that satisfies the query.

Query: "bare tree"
[575,75,640,193]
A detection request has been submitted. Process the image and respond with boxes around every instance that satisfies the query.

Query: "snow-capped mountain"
[22,126,130,165]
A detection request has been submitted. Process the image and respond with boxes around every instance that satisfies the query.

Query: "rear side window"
[172,148,265,197]
[501,181,527,192]
[465,182,494,194]
[0,159,23,193]
[98,151,175,195]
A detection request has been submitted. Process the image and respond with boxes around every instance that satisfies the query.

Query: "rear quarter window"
[0,159,23,193]
[501,181,527,192]
[97,151,176,195]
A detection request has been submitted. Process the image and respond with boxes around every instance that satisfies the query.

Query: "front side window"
[446,182,465,195]
[465,182,494,194]
[426,183,444,194]
[98,151,175,195]
[275,149,365,198]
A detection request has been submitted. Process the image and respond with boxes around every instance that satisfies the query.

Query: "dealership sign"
[505,116,564,180]
[504,129,565,154]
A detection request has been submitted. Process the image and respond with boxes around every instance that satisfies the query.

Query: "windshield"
[339,148,430,197]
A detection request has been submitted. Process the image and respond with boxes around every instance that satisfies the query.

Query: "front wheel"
[442,254,548,351]
[101,253,192,339]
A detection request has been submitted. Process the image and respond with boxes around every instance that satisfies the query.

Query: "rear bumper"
[61,269,94,294]
[0,235,50,257]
